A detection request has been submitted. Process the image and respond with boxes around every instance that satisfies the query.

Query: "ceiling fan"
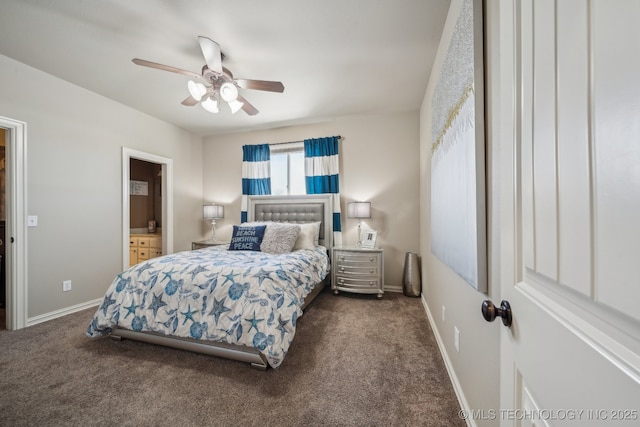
[132,36,284,116]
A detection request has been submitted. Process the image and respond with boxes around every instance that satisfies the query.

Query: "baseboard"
[421,295,474,427]
[27,298,101,327]
[384,285,402,293]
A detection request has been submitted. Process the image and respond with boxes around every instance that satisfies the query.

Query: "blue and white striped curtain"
[241,144,271,223]
[304,136,342,247]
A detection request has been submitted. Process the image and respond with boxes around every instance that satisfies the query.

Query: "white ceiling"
[0,0,451,137]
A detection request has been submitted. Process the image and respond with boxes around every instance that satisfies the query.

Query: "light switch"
[27,215,38,227]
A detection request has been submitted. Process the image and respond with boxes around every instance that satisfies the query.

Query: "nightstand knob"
[369,281,374,285]
[369,269,374,273]
[339,268,345,272]
[369,257,374,261]
[339,256,345,261]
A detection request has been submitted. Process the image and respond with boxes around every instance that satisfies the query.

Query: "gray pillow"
[244,222,301,254]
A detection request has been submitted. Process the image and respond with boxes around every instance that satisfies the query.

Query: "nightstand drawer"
[335,264,380,276]
[335,275,381,289]
[335,253,381,264]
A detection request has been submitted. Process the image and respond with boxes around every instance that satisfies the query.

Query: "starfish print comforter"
[87,245,330,368]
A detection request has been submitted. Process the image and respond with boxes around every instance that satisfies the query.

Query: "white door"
[493,0,640,425]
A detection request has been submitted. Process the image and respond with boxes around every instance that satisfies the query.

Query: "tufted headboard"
[247,195,334,248]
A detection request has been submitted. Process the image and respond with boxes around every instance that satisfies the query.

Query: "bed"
[87,195,334,370]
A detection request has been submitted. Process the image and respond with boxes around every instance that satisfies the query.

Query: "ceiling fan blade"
[131,58,204,82]
[198,36,223,74]
[237,95,259,116]
[181,96,199,106]
[235,79,285,93]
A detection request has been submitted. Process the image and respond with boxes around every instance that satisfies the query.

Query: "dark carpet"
[0,289,463,426]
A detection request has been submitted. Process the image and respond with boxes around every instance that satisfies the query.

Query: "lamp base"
[210,219,217,242]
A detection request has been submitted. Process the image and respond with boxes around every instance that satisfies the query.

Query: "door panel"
[592,0,640,320]
[531,0,558,281]
[513,282,639,423]
[556,0,591,295]
[497,0,640,424]
[520,0,640,336]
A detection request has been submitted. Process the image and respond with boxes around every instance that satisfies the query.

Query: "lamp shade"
[201,96,219,113]
[220,82,239,102]
[187,80,207,101]
[203,204,224,219]
[228,99,244,114]
[347,201,371,219]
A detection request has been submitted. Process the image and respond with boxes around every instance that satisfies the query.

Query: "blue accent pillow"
[229,225,267,251]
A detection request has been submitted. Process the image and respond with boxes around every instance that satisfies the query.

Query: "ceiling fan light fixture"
[133,38,284,117]
[188,80,207,101]
[228,99,244,114]
[201,96,219,113]
[220,82,239,102]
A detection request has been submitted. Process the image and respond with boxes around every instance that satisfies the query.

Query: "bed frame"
[110,194,334,370]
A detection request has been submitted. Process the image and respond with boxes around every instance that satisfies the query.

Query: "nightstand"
[332,247,384,299]
[191,240,230,250]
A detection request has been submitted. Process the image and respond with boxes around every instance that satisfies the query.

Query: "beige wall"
[0,53,203,318]
[202,111,421,290]
[419,0,500,421]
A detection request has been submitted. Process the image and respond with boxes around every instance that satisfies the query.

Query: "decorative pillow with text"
[229,225,267,251]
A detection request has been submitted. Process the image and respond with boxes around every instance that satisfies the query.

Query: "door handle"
[481,300,512,327]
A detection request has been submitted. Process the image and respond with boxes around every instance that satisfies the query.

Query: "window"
[271,151,306,196]
[271,149,305,195]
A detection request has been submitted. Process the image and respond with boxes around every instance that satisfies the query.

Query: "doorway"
[0,116,27,331]
[129,158,163,268]
[0,129,5,329]
[122,148,173,271]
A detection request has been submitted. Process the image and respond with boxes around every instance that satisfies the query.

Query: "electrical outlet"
[63,280,72,292]
[442,305,446,323]
[454,326,460,353]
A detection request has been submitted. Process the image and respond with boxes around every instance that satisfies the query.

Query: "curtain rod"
[269,135,342,146]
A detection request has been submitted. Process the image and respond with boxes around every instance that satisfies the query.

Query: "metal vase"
[403,252,421,297]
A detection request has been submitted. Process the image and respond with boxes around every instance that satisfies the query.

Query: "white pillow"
[293,221,321,250]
